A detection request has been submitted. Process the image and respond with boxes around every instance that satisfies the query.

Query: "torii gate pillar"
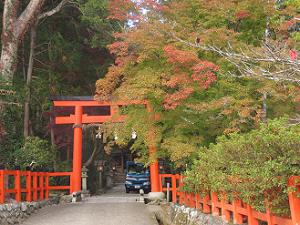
[149,146,160,192]
[72,106,83,192]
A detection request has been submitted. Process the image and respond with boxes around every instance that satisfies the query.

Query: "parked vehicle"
[125,161,150,193]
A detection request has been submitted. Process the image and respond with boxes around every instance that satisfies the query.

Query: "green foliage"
[14,137,55,169]
[1,0,115,168]
[76,0,121,48]
[184,118,300,215]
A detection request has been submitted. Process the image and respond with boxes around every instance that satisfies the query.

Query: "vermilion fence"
[0,170,72,204]
[159,174,300,225]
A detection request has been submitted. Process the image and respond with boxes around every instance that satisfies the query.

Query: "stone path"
[20,185,158,225]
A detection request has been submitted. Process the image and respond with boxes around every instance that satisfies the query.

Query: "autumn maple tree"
[95,0,299,165]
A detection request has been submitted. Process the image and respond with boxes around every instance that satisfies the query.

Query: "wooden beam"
[55,114,127,124]
[53,100,148,107]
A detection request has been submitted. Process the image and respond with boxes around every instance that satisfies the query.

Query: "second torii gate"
[52,97,160,193]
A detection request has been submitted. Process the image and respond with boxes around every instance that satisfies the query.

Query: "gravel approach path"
[20,185,158,225]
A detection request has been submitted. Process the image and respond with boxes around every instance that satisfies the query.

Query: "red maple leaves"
[163,45,219,109]
[235,10,250,20]
[108,0,136,21]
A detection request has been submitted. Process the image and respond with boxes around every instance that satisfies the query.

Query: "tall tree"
[23,0,69,138]
[0,0,46,82]
[94,0,299,164]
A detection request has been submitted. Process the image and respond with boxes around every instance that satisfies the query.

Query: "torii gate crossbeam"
[52,97,160,193]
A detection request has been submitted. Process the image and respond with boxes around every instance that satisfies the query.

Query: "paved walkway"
[20,185,158,225]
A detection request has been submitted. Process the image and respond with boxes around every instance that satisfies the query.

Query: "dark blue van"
[125,161,150,193]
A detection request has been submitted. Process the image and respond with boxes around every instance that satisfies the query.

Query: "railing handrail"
[159,174,300,225]
[0,169,72,204]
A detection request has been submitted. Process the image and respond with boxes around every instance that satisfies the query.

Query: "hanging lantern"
[96,132,102,139]
[114,131,118,140]
[96,126,102,139]
[131,129,137,139]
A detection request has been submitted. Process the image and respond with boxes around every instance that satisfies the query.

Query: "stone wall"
[0,197,60,225]
[156,203,231,225]
[171,204,230,225]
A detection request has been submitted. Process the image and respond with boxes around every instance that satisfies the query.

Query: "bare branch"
[38,0,69,20]
[171,33,300,83]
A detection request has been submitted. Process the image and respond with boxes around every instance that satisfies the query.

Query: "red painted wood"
[55,115,126,124]
[159,174,300,225]
[72,106,83,192]
[47,172,73,177]
[0,170,5,204]
[288,176,300,225]
[26,171,32,202]
[33,172,38,201]
[211,192,219,216]
[39,174,44,200]
[45,174,49,199]
[15,170,21,202]
[233,199,243,224]
[247,205,259,225]
[203,195,211,213]
[53,100,148,107]
[221,193,230,222]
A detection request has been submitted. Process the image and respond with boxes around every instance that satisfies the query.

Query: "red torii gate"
[52,97,160,193]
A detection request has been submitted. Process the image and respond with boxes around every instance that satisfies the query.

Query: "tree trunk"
[0,0,19,82]
[0,39,18,82]
[24,23,37,138]
[1,0,45,82]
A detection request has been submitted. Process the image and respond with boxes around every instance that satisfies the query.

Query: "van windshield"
[128,164,148,174]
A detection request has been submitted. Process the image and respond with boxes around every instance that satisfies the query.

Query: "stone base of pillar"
[71,191,82,203]
[81,190,90,198]
[147,192,165,201]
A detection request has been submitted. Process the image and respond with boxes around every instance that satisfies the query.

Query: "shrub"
[14,136,55,169]
[184,118,300,215]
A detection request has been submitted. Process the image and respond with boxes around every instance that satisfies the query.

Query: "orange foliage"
[162,45,218,109]
[107,0,136,21]
[235,10,251,20]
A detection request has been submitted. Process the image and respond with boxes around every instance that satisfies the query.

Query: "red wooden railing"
[0,170,72,204]
[159,174,300,225]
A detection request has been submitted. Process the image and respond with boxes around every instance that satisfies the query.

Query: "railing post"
[26,170,32,202]
[39,173,44,200]
[233,199,243,224]
[179,175,184,204]
[187,193,190,207]
[211,192,219,216]
[172,175,177,203]
[45,173,49,199]
[158,174,162,192]
[288,176,300,225]
[0,170,5,203]
[33,172,38,201]
[190,193,196,208]
[69,173,73,194]
[203,194,211,213]
[247,204,259,225]
[266,207,274,225]
[221,193,230,222]
[195,193,200,210]
[15,170,21,202]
